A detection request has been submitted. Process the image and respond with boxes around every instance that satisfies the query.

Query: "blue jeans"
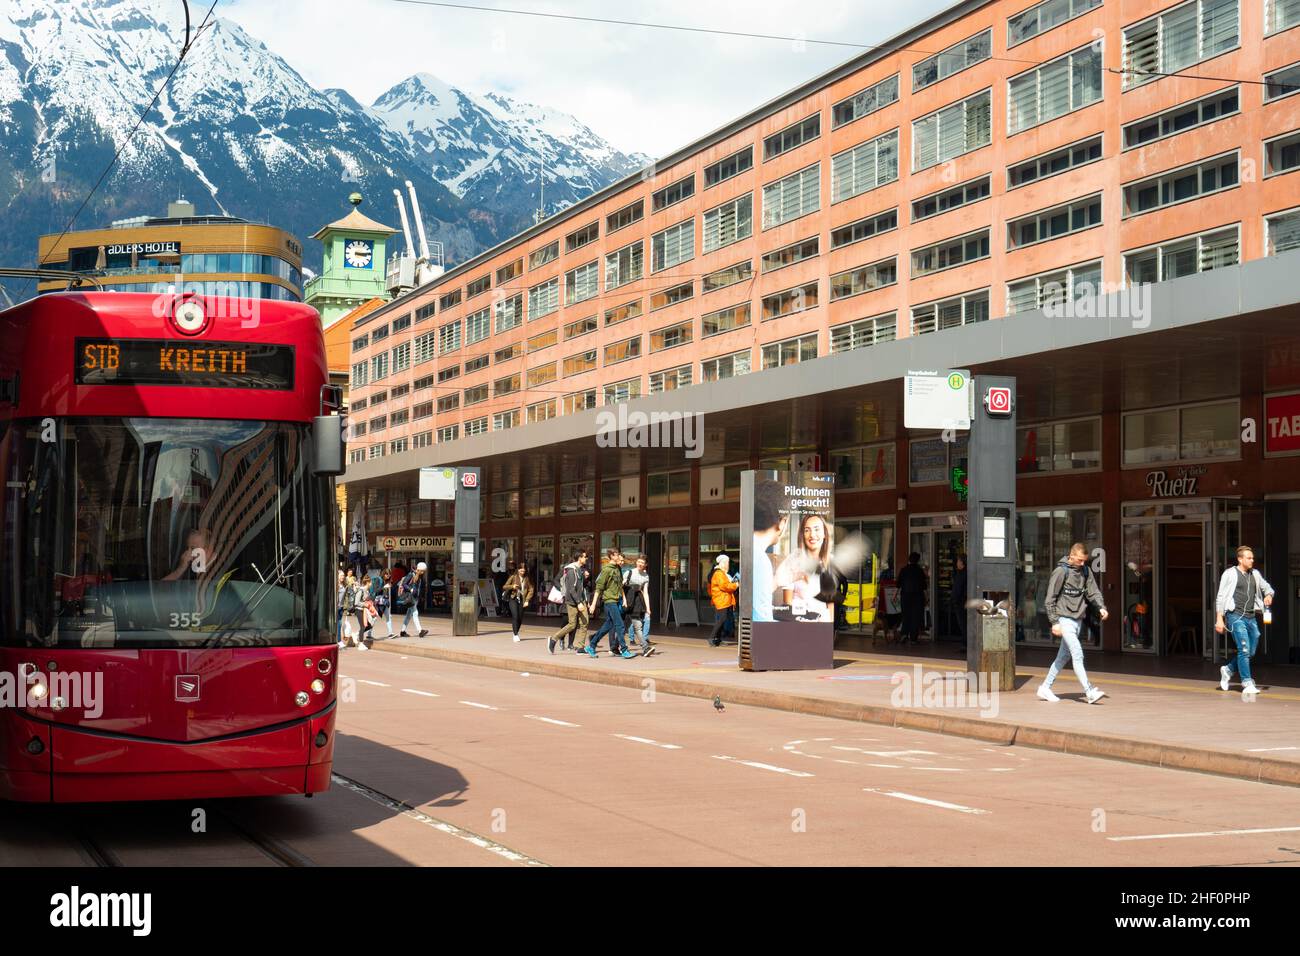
[1224,612,1260,684]
[628,615,649,644]
[590,601,626,652]
[1044,616,1092,693]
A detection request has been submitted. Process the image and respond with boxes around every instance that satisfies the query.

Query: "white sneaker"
[512,635,521,643]
[1036,684,1059,702]
[357,642,369,651]
[1086,686,1106,704]
[1219,665,1232,691]
[337,640,345,649]
[1242,681,1259,697]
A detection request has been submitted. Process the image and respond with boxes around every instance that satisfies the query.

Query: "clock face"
[344,239,373,269]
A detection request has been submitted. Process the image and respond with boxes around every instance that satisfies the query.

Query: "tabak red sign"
[1266,392,1300,454]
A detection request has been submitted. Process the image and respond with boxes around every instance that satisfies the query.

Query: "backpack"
[397,572,415,602]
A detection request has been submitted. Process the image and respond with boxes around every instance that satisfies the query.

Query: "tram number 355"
[170,613,202,628]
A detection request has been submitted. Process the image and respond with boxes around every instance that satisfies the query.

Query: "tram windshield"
[2,418,334,648]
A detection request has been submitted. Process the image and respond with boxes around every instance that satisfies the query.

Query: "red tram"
[0,291,344,802]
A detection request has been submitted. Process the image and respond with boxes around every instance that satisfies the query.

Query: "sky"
[222,0,957,158]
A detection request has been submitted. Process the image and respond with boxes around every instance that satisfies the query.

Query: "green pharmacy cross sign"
[950,464,969,501]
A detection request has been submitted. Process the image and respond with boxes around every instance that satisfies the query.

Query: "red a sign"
[985,386,1012,415]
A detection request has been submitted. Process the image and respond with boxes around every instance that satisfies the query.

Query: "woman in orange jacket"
[708,554,739,647]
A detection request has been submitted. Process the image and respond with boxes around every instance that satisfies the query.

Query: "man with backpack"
[398,561,429,638]
[549,549,590,654]
[585,549,635,659]
[1038,542,1108,704]
[623,554,656,656]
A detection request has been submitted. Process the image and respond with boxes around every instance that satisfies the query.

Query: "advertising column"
[739,470,836,670]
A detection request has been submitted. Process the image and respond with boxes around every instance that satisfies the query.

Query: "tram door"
[1209,499,1268,662]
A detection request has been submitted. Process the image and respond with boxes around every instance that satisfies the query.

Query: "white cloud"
[221,0,956,157]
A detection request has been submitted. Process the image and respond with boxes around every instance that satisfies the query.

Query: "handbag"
[548,584,565,604]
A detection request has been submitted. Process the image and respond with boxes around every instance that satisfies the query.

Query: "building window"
[528,277,560,319]
[911,229,990,277]
[1009,0,1102,46]
[832,73,900,128]
[466,274,491,298]
[494,373,521,396]
[1017,418,1102,473]
[650,321,692,352]
[604,377,641,404]
[493,410,520,431]
[529,241,559,270]
[390,437,409,455]
[1007,260,1102,314]
[1265,60,1300,102]
[1266,130,1300,177]
[416,302,437,322]
[566,314,599,339]
[563,349,598,377]
[413,400,434,419]
[830,313,897,352]
[413,374,434,391]
[605,241,644,290]
[370,352,389,381]
[438,291,461,310]
[351,396,368,412]
[413,330,435,365]
[350,420,368,438]
[1008,134,1103,189]
[911,290,990,335]
[559,481,595,513]
[527,329,557,352]
[464,384,489,405]
[830,258,897,300]
[647,469,691,506]
[830,209,898,249]
[912,176,990,222]
[369,415,388,432]
[391,341,411,373]
[912,89,992,172]
[465,354,489,374]
[369,390,387,407]
[762,163,820,229]
[604,336,641,365]
[437,394,460,413]
[1123,400,1238,464]
[649,365,692,393]
[762,282,818,320]
[349,449,365,465]
[909,433,968,484]
[652,175,695,211]
[464,416,489,436]
[761,236,819,273]
[566,221,599,253]
[1008,40,1102,135]
[607,199,644,233]
[1123,0,1239,89]
[438,320,461,355]
[652,220,695,272]
[352,333,369,351]
[702,303,751,337]
[831,130,899,207]
[1008,194,1102,249]
[1123,86,1239,149]
[703,260,753,292]
[1268,0,1300,34]
[565,261,599,303]
[412,431,433,449]
[701,349,752,381]
[351,360,368,386]
[527,362,557,387]
[831,441,897,489]
[465,307,491,344]
[437,425,459,442]
[704,146,754,187]
[392,314,412,334]
[563,389,597,415]
[494,292,524,332]
[371,325,390,342]
[1266,208,1300,256]
[368,444,385,460]
[764,114,821,161]
[528,399,558,423]
[761,333,817,369]
[650,282,693,311]
[605,299,643,327]
[913,28,992,91]
[702,195,753,253]
[1124,226,1239,284]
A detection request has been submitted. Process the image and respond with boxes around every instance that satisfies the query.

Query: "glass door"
[1209,499,1268,661]
[648,529,689,622]
[833,518,894,633]
[1121,521,1155,652]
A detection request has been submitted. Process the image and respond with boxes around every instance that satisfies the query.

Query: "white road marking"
[867,763,902,769]
[356,679,390,687]
[401,688,439,698]
[863,788,990,815]
[912,767,964,772]
[459,700,498,710]
[613,734,682,750]
[988,768,1015,772]
[713,755,814,777]
[332,773,547,867]
[1107,826,1300,842]
[835,747,938,757]
[1246,746,1300,752]
[524,715,580,727]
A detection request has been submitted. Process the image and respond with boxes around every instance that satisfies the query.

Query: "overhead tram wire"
[23,0,220,298]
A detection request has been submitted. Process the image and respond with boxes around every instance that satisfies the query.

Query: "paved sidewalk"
[366,615,1300,788]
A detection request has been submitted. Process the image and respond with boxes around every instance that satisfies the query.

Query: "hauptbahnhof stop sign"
[904,368,973,430]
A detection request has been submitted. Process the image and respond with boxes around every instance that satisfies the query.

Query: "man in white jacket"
[1214,546,1273,697]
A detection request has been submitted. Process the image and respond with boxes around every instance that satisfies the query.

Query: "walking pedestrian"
[342,571,365,648]
[550,550,590,654]
[624,554,656,656]
[708,554,739,646]
[897,552,927,644]
[502,560,534,642]
[398,562,429,637]
[1037,542,1108,703]
[336,569,346,647]
[587,550,635,659]
[1215,545,1274,697]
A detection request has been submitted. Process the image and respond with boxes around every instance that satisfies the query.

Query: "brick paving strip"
[368,618,1300,789]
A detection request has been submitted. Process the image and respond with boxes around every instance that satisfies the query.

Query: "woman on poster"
[774,514,835,622]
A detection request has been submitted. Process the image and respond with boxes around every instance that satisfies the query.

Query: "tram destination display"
[75,338,295,390]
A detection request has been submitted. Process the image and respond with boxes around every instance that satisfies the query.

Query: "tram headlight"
[294,691,310,707]
[317,658,332,675]
[28,681,48,701]
[310,679,326,695]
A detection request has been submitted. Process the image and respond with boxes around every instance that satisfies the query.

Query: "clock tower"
[305,192,397,329]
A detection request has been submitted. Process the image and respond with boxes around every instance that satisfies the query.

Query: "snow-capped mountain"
[0,0,649,280]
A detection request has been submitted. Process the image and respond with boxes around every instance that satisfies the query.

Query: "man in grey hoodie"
[1038,542,1109,704]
